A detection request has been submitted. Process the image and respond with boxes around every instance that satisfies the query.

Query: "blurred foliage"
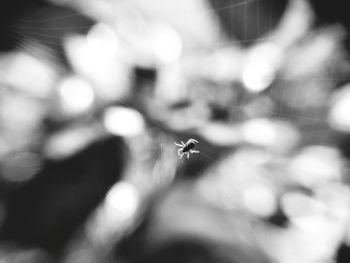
[1,0,350,263]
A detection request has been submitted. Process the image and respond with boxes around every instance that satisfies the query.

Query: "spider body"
[182,142,196,152]
[175,139,200,159]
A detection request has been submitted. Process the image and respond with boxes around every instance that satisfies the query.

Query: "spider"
[175,139,200,159]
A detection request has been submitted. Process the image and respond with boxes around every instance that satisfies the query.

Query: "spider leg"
[179,152,183,159]
[190,150,200,153]
[177,149,183,156]
[181,141,185,146]
[175,143,183,147]
[186,153,190,159]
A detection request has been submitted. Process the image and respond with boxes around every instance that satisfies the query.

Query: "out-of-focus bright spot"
[117,20,182,65]
[0,95,43,131]
[58,76,94,115]
[289,145,342,187]
[329,85,350,132]
[44,126,99,159]
[242,61,273,93]
[155,62,187,103]
[197,123,241,146]
[240,118,299,152]
[1,152,42,183]
[103,106,145,137]
[65,29,130,100]
[152,23,183,64]
[3,52,55,98]
[126,0,220,47]
[86,181,141,244]
[87,23,120,55]
[281,191,325,221]
[105,181,139,219]
[274,0,313,47]
[242,43,282,92]
[315,183,350,221]
[241,119,275,146]
[243,185,277,217]
[206,48,242,82]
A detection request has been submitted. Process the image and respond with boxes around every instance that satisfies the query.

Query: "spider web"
[1,0,346,179]
[2,1,350,263]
